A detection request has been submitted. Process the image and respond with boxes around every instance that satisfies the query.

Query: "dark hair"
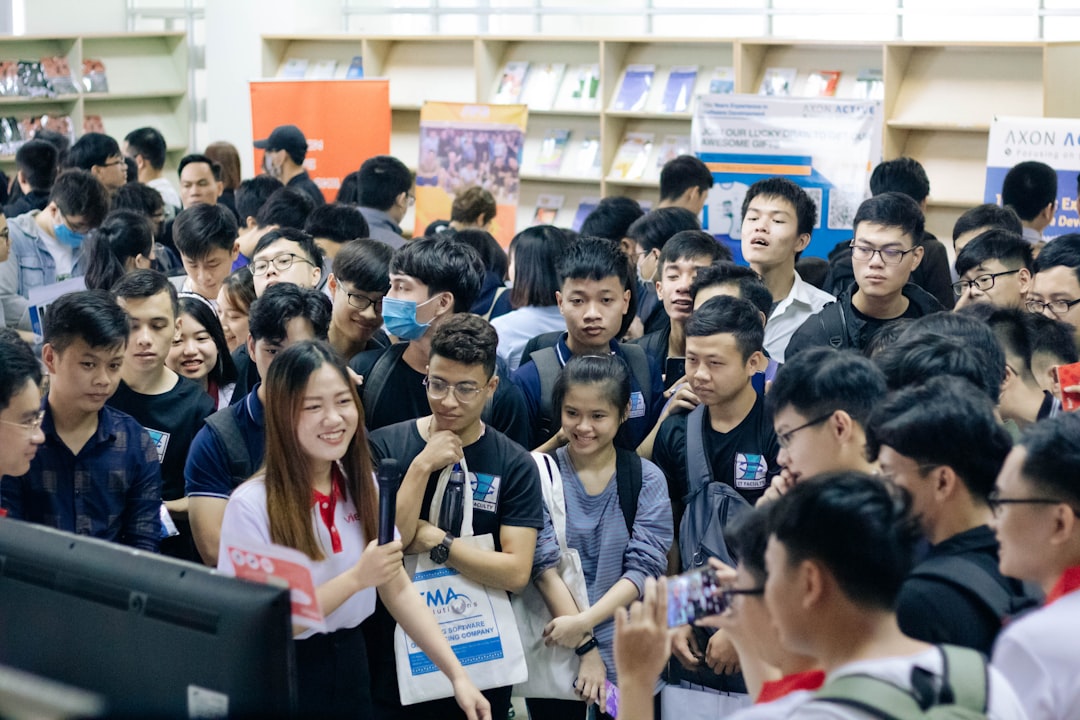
[741,177,817,238]
[767,347,887,426]
[112,268,179,318]
[391,235,484,313]
[454,229,508,281]
[248,283,331,343]
[236,176,285,224]
[579,196,645,241]
[724,507,769,586]
[451,187,497,225]
[684,295,764,361]
[82,210,155,291]
[625,207,701,253]
[690,262,772,317]
[203,142,242,190]
[1033,232,1080,286]
[659,230,732,269]
[177,295,238,387]
[659,155,714,202]
[33,129,70,167]
[766,472,920,610]
[304,203,369,244]
[428,313,498,379]
[1028,313,1080,365]
[952,203,1023,244]
[43,289,129,352]
[336,171,361,205]
[50,170,109,230]
[332,239,392,293]
[123,127,167,170]
[988,308,1038,382]
[1016,413,1080,508]
[66,132,120,171]
[221,267,256,314]
[1002,161,1058,222]
[111,182,164,218]
[178,153,222,182]
[955,229,1034,277]
[892,313,1007,403]
[14,139,58,191]
[253,227,323,268]
[358,155,412,211]
[869,157,930,204]
[852,192,925,246]
[552,354,632,423]
[123,156,138,184]
[556,235,638,337]
[863,318,915,359]
[173,204,238,260]
[255,187,314,231]
[0,331,42,411]
[867,376,1012,503]
[508,225,567,309]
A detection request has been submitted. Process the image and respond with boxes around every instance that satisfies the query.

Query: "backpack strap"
[684,404,712,498]
[204,407,254,487]
[531,346,563,439]
[818,301,848,349]
[360,343,409,415]
[618,343,653,406]
[814,674,920,720]
[482,286,508,321]
[614,448,643,535]
[909,554,1015,621]
[939,644,988,713]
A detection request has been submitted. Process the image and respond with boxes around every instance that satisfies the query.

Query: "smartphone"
[666,566,727,627]
[585,682,620,719]
[664,357,686,389]
[1057,362,1080,412]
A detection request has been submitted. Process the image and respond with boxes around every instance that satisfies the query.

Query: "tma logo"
[424,586,476,616]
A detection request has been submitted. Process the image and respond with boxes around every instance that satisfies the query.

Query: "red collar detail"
[312,465,345,554]
[757,669,826,704]
[1046,565,1080,605]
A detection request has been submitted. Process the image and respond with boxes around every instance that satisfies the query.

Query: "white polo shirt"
[763,271,834,364]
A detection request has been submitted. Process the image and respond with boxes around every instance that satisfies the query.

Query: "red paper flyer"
[226,543,326,631]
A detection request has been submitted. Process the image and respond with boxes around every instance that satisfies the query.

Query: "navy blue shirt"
[184,386,266,500]
[1,401,163,552]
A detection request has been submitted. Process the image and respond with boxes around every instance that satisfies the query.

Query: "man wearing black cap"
[253,124,325,208]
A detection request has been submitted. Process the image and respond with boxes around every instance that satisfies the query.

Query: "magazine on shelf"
[41,56,78,96]
[655,135,691,173]
[278,58,309,79]
[758,67,796,96]
[609,132,654,180]
[522,63,566,111]
[536,129,571,175]
[532,194,565,226]
[805,70,841,97]
[0,117,24,156]
[854,68,884,100]
[571,197,600,232]
[493,61,530,104]
[660,66,698,113]
[573,134,602,178]
[556,63,600,111]
[612,65,655,112]
[18,61,50,98]
[83,114,105,134]
[0,62,18,96]
[709,66,736,94]
[345,56,364,79]
[309,59,338,79]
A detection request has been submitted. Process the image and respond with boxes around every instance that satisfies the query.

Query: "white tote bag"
[512,452,592,700]
[394,457,529,705]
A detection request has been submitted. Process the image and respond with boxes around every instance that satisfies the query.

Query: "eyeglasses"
[952,269,1020,297]
[849,242,918,265]
[720,586,765,605]
[0,410,45,434]
[987,490,1080,517]
[99,158,126,169]
[776,412,833,449]
[342,289,383,312]
[423,377,485,403]
[250,253,315,276]
[1025,297,1080,316]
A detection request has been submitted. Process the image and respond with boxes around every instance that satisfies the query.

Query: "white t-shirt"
[728,689,813,719]
[491,304,566,372]
[789,648,1026,719]
[992,589,1080,720]
[217,475,377,639]
[40,229,75,278]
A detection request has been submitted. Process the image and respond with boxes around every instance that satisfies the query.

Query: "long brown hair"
[262,340,377,560]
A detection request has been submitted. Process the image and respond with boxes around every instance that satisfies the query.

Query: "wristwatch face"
[429,542,450,564]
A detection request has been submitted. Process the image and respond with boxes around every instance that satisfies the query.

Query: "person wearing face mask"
[253,125,325,209]
[0,169,109,331]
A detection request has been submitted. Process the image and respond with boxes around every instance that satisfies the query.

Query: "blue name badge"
[629,391,646,419]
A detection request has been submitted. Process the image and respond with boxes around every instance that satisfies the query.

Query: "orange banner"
[250,80,391,203]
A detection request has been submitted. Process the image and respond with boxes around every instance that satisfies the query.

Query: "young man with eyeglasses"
[66,132,128,197]
[991,412,1080,718]
[326,238,392,360]
[786,192,943,357]
[1026,233,1080,353]
[866,376,1038,655]
[953,229,1033,310]
[0,329,46,481]
[367,313,542,720]
[249,227,323,297]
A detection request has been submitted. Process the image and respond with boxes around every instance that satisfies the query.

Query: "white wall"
[21,0,127,34]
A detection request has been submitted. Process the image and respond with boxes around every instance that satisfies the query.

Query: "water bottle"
[439,463,466,536]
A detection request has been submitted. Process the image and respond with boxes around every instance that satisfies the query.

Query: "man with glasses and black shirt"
[953,229,1033,310]
[786,193,943,357]
[249,227,323,297]
[1026,233,1080,354]
[326,238,393,360]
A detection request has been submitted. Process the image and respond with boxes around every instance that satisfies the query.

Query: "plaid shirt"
[0,401,163,552]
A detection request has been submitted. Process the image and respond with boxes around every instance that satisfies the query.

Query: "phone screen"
[664,357,686,389]
[666,567,727,627]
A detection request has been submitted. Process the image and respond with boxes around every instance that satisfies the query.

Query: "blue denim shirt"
[0,212,83,329]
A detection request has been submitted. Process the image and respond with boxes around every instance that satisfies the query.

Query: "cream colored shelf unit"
[0,32,189,171]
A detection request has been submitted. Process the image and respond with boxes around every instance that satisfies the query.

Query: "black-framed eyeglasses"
[952,269,1021,297]
[423,376,485,403]
[0,409,45,434]
[720,587,765,605]
[987,490,1080,517]
[250,253,315,276]
[777,412,834,449]
[1025,297,1080,316]
[342,289,383,312]
[849,241,918,265]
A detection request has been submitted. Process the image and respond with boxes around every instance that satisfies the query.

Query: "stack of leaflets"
[655,136,691,173]
[41,56,79,96]
[522,63,566,111]
[278,58,309,79]
[0,62,18,96]
[805,70,841,97]
[346,56,364,79]
[556,64,600,111]
[574,135,602,178]
[612,65,655,112]
[0,117,25,156]
[660,66,698,113]
[81,59,109,93]
[609,132,654,180]
[758,67,795,96]
[17,61,51,98]
[854,68,884,100]
[537,129,571,175]
[309,60,338,79]
[571,197,601,232]
[493,61,529,104]
[532,194,564,226]
[709,67,736,94]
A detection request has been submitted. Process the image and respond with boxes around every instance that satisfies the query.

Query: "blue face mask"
[53,222,85,248]
[382,295,439,341]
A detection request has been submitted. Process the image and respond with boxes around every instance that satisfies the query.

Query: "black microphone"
[376,459,402,545]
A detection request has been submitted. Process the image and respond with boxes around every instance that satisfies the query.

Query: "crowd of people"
[0,121,1078,720]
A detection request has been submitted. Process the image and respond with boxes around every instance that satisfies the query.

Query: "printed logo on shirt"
[145,427,170,463]
[628,391,646,419]
[734,453,768,490]
[471,473,501,513]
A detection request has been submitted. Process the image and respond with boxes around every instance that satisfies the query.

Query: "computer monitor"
[0,519,296,718]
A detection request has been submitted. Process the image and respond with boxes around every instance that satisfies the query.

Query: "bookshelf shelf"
[519,173,602,185]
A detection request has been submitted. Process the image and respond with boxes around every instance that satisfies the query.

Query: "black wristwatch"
[429,532,455,564]
[575,636,599,656]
